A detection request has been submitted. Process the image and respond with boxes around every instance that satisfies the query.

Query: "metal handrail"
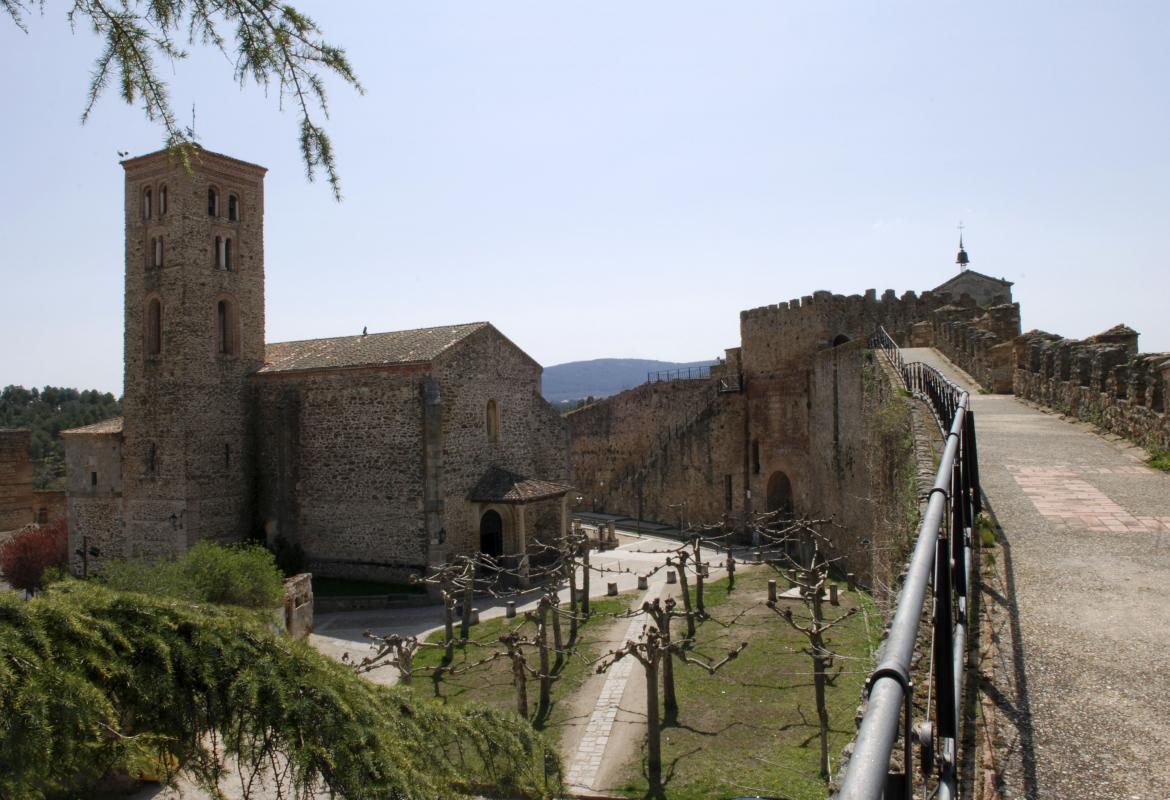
[841,330,981,799]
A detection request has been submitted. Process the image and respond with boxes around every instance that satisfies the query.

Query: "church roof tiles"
[259,322,489,374]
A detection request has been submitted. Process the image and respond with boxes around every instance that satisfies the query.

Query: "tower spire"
[956,222,969,271]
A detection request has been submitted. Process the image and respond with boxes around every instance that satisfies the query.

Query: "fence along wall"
[1014,324,1170,452]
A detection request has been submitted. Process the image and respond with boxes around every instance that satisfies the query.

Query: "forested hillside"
[0,386,122,488]
[542,358,717,403]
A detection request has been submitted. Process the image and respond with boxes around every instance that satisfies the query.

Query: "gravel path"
[902,348,1170,799]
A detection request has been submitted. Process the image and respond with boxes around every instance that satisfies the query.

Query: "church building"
[63,148,570,582]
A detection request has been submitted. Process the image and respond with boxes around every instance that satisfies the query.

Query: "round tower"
[120,148,267,556]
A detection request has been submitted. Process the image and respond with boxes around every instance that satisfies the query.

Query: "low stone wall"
[1014,327,1170,452]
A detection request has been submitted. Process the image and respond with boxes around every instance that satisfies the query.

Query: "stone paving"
[563,612,646,790]
[902,348,1170,799]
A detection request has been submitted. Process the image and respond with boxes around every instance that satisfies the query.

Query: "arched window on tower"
[486,399,500,443]
[208,187,219,217]
[159,184,167,216]
[146,297,162,356]
[228,194,239,221]
[224,237,232,270]
[217,299,237,356]
[153,236,164,268]
[142,188,152,220]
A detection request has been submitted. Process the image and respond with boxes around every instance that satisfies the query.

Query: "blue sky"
[2,1,1168,395]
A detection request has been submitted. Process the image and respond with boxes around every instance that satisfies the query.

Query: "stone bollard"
[787,568,797,587]
[608,521,617,542]
[607,582,618,596]
[754,550,762,563]
[667,570,678,584]
[767,579,777,603]
[829,584,839,606]
[847,572,856,591]
[506,601,516,618]
[638,575,648,590]
[470,608,481,625]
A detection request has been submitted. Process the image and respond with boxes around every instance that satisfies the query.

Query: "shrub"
[97,541,284,609]
[0,582,557,799]
[0,520,67,594]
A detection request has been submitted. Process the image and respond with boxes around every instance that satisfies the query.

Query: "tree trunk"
[513,654,528,718]
[581,541,591,616]
[460,579,474,641]
[661,615,677,716]
[567,560,579,643]
[645,656,663,796]
[693,544,705,615]
[399,647,414,686]
[814,651,829,778]
[536,602,551,711]
[551,598,564,672]
[442,592,455,665]
[675,557,696,640]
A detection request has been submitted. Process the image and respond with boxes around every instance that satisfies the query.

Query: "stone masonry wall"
[432,326,569,559]
[62,430,124,572]
[1014,326,1170,452]
[567,378,726,522]
[925,302,1021,392]
[252,366,427,582]
[807,343,917,587]
[0,429,34,531]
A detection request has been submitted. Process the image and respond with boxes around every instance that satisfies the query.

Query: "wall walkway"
[902,347,1170,799]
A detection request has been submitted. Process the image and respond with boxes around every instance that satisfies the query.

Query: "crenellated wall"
[1014,325,1170,451]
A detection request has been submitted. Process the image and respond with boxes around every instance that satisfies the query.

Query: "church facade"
[63,148,569,581]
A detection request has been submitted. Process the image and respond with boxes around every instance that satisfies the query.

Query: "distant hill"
[542,358,718,404]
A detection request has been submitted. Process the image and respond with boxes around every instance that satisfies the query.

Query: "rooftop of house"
[258,322,489,374]
[60,417,124,436]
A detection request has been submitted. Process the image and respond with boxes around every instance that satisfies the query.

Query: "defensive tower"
[120,148,267,556]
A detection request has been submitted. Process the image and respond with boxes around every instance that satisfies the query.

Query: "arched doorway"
[832,334,851,347]
[479,510,504,557]
[765,471,793,517]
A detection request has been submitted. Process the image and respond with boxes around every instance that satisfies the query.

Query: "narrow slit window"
[224,443,231,470]
[154,237,164,268]
[224,238,232,270]
[486,399,500,443]
[208,187,219,217]
[724,474,733,512]
[147,442,157,475]
[143,188,152,220]
[217,299,236,356]
[228,194,239,221]
[159,185,167,216]
[215,236,222,268]
[90,471,97,487]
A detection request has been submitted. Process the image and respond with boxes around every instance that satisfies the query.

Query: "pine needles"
[0,582,559,799]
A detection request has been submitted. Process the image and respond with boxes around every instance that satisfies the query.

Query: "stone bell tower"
[119,148,266,557]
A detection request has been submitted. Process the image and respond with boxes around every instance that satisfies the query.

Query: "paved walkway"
[902,348,1170,799]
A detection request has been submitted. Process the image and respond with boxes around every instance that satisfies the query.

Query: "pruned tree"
[765,538,857,779]
[598,625,746,798]
[3,0,363,198]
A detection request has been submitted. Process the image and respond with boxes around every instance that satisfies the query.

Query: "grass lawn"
[310,576,426,597]
[613,566,881,800]
[398,592,637,744]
